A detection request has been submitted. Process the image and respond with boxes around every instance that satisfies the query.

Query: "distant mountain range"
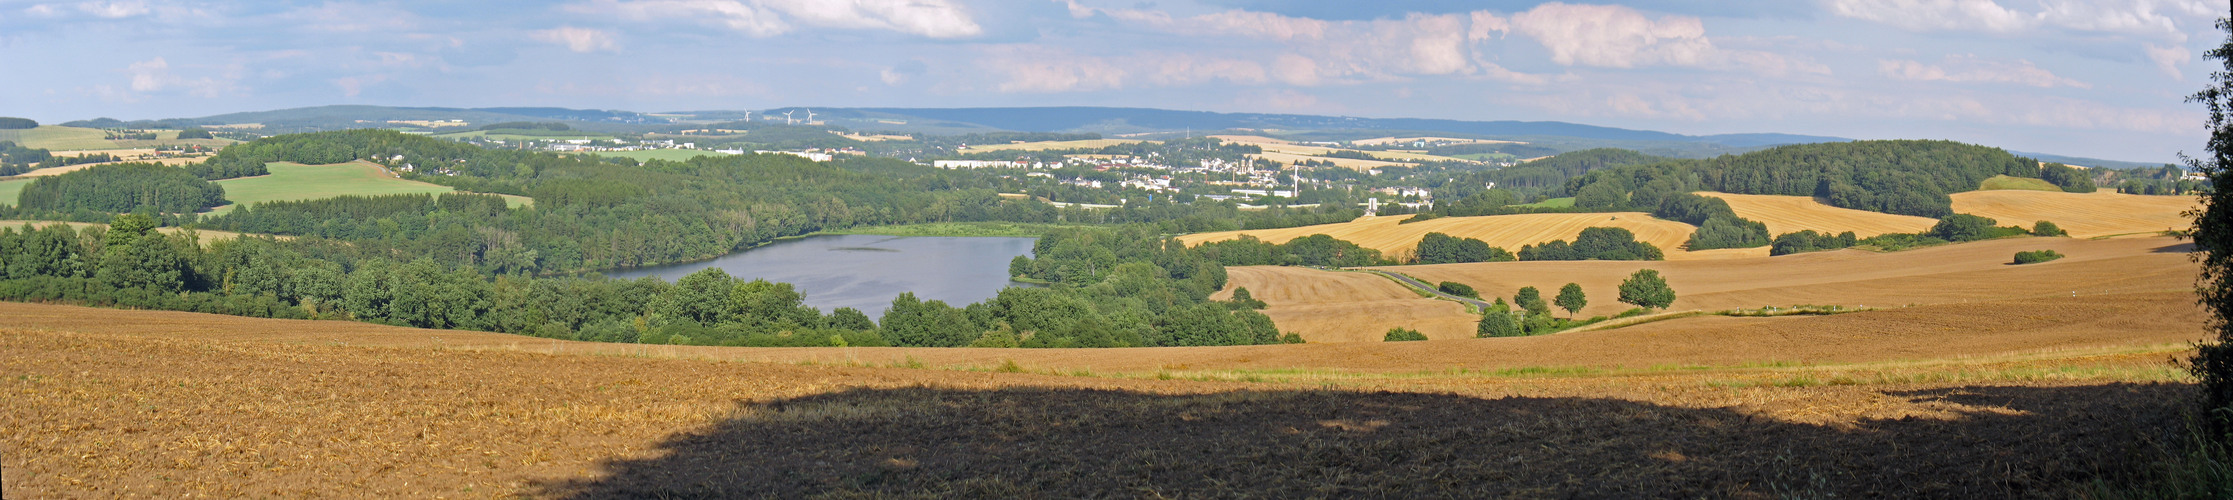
[53,105,2167,167]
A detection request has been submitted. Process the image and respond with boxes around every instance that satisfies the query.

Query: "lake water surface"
[604,234,1037,317]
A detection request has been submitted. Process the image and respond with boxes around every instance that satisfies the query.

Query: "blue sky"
[0,0,2223,161]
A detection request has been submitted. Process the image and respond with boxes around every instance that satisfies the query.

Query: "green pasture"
[0,178,27,207]
[1979,175,2062,192]
[208,161,530,215]
[0,126,118,150]
[1509,197,1575,208]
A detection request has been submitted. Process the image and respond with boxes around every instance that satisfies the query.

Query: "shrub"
[1515,286,1549,315]
[2032,220,2068,237]
[1438,281,1479,299]
[1383,327,1428,342]
[1477,311,1522,337]
[1771,230,1859,256]
[1415,232,1513,264]
[1280,332,1305,344]
[2013,249,2065,264]
[1518,227,1664,261]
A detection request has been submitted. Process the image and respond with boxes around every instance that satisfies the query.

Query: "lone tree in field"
[1477,310,1522,337]
[2188,13,2233,435]
[1555,283,1586,318]
[1515,286,1549,316]
[1383,327,1428,342]
[1618,269,1676,310]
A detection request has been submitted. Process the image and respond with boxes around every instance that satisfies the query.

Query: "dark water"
[604,234,1038,317]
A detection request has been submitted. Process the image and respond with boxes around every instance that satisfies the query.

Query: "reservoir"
[604,234,1038,317]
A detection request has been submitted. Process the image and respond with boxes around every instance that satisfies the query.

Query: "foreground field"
[1948,190,2198,238]
[210,161,531,215]
[1177,212,1719,260]
[0,298,2200,497]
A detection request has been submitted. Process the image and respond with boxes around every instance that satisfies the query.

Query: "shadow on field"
[537,383,2189,498]
[2154,242,2197,253]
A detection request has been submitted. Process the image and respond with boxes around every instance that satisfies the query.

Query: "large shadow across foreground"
[537,383,2186,498]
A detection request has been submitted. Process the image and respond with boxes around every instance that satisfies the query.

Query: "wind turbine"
[742,110,752,122]
[804,109,817,123]
[782,110,796,125]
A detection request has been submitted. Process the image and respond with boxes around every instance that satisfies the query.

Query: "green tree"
[1555,282,1586,318]
[1437,281,1479,299]
[1514,286,1548,316]
[1929,214,2000,242]
[1383,327,1428,342]
[1617,269,1676,310]
[2191,13,2233,434]
[2031,220,2067,237]
[1477,311,1522,337]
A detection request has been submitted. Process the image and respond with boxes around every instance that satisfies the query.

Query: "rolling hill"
[1176,212,1714,260]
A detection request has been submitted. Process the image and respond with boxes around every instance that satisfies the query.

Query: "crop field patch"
[1948,190,2197,238]
[0,126,117,150]
[1699,192,1938,237]
[1979,175,2065,192]
[209,161,529,215]
[0,179,25,206]
[1178,212,1708,260]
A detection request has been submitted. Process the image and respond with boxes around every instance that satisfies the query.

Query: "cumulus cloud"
[78,1,150,18]
[1879,54,2090,88]
[570,0,983,39]
[533,26,619,53]
[1510,3,1714,68]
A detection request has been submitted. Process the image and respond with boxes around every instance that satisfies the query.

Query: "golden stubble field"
[1177,212,1721,260]
[1211,236,2198,345]
[1950,190,2200,238]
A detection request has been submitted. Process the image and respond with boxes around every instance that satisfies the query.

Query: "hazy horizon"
[2,0,2224,161]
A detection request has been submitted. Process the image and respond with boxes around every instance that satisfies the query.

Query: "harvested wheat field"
[1949,190,2198,238]
[1210,266,1476,342]
[0,297,2204,497]
[1189,236,2198,345]
[1699,192,1937,237]
[1178,212,1710,260]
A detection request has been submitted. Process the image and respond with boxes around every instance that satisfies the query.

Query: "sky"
[0,0,2226,162]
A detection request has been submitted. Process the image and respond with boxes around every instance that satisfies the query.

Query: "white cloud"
[1510,3,1714,68]
[533,26,619,53]
[973,46,1271,93]
[128,57,171,92]
[1879,54,2091,88]
[2147,43,2191,78]
[571,0,982,39]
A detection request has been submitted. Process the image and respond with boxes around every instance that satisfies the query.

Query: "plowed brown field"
[1949,190,2198,237]
[1177,212,1711,260]
[1699,192,1938,237]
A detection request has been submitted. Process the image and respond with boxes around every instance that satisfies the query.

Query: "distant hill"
[63,104,2168,165]
[2008,151,2172,170]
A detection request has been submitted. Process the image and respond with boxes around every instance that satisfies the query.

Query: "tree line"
[0,217,1285,349]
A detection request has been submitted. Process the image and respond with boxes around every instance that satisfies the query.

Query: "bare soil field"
[1177,212,1712,260]
[1700,192,1938,237]
[1949,190,2198,238]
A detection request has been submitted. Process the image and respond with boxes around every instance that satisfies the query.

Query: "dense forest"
[1565,140,2047,217]
[15,163,228,214]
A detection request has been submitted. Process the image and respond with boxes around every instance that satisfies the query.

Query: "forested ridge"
[1565,140,2051,217]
